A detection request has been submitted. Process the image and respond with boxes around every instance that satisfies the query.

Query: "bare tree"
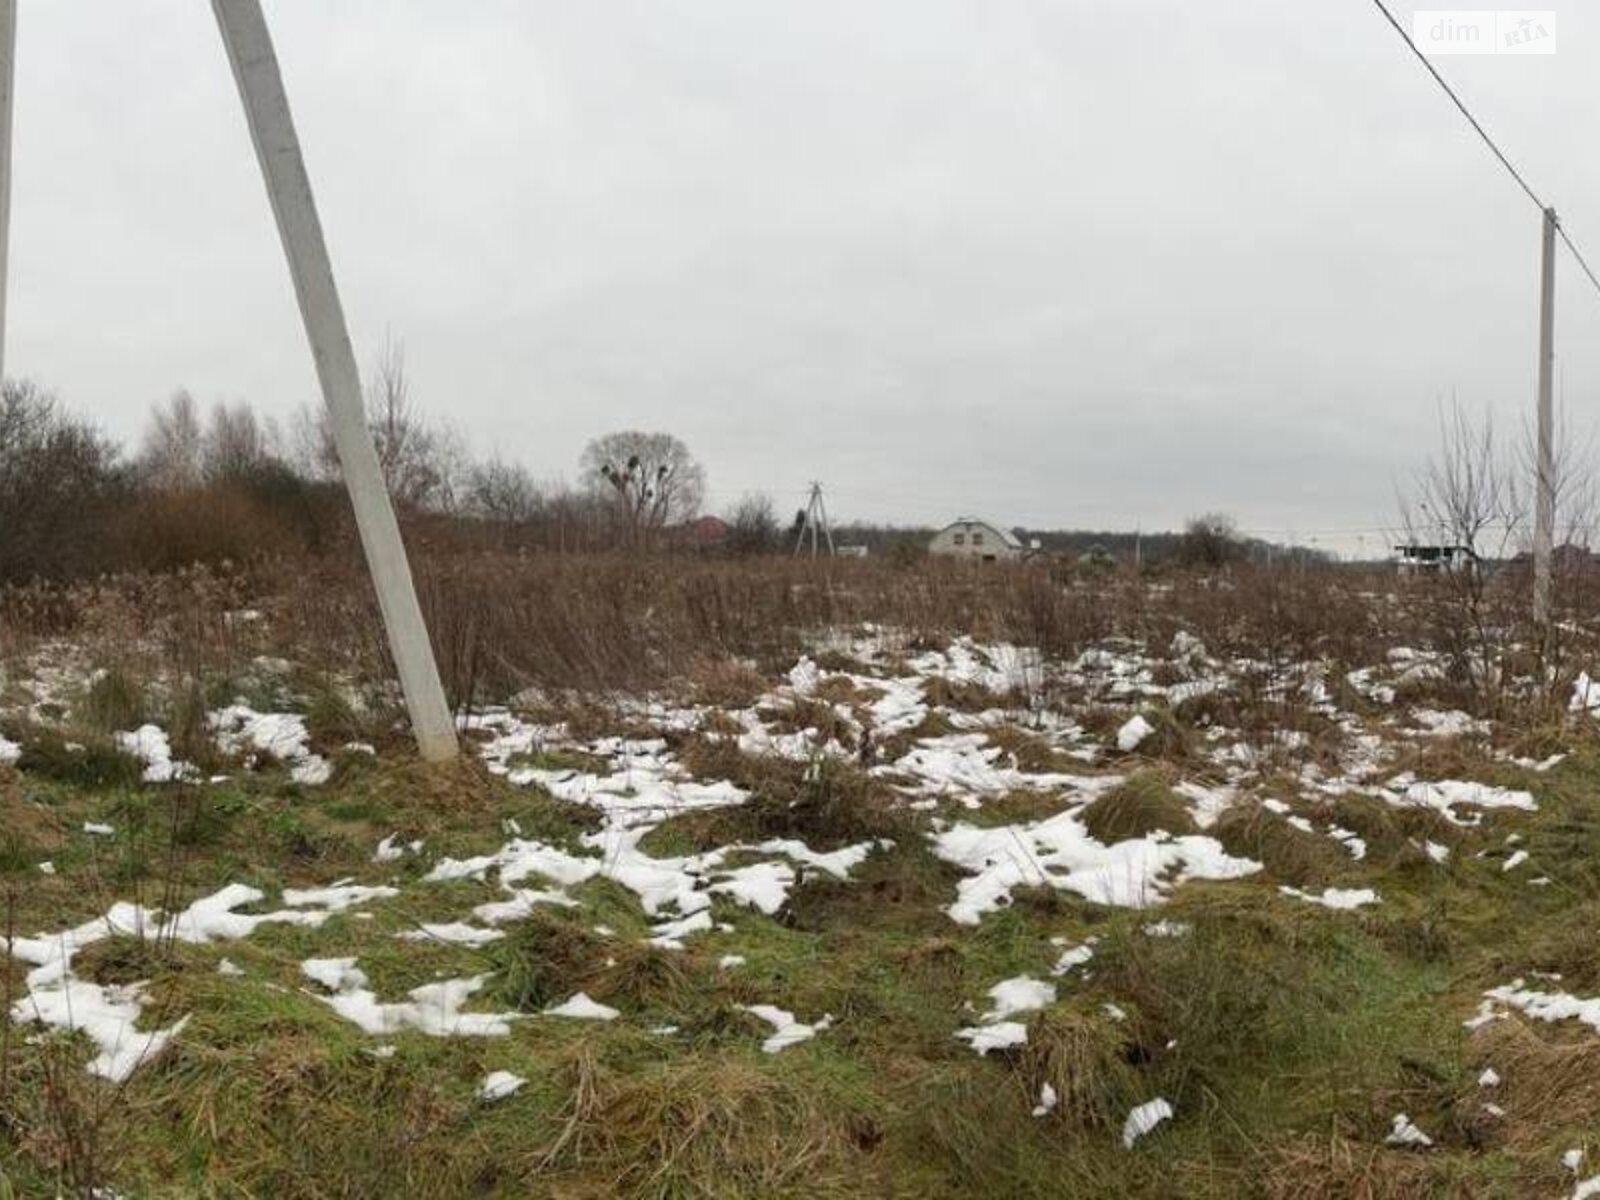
[366,336,459,508]
[1177,512,1243,568]
[726,492,780,556]
[1399,402,1526,710]
[1401,403,1522,562]
[139,390,204,490]
[580,430,705,547]
[202,400,280,483]
[466,457,543,546]
[294,334,462,510]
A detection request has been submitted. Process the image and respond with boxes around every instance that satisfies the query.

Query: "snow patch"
[741,1004,832,1053]
[478,1070,525,1101]
[1122,1098,1173,1148]
[1279,886,1380,911]
[933,809,1260,922]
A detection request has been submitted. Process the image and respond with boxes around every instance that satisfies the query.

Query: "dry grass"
[567,1057,884,1197]
[1212,801,1349,887]
[1080,769,1196,842]
[1017,1008,1142,1131]
[1466,1018,1600,1152]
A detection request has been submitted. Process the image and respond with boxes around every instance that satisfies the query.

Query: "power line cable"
[1370,0,1600,303]
[1370,0,1543,208]
[1557,226,1600,297]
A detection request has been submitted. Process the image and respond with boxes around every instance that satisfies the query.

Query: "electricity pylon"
[793,482,835,558]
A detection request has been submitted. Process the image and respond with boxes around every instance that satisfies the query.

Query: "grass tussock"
[14,726,143,790]
[1260,1129,1489,1200]
[921,676,1011,713]
[76,667,147,734]
[986,725,1076,774]
[1080,769,1196,842]
[545,1056,885,1197]
[689,658,770,709]
[1018,1007,1143,1131]
[1467,1018,1600,1152]
[1123,709,1202,766]
[492,910,609,1011]
[1212,801,1349,887]
[658,742,908,851]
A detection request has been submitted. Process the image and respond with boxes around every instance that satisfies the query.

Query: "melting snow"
[115,724,195,784]
[954,1021,1029,1055]
[1050,940,1096,976]
[5,885,392,1079]
[1482,981,1600,1033]
[374,834,424,863]
[881,733,1099,804]
[934,810,1260,922]
[1122,1098,1174,1148]
[478,1070,525,1101]
[1385,1114,1433,1148]
[302,963,518,1037]
[1032,1082,1058,1117]
[546,992,619,1021]
[982,976,1056,1020]
[1116,715,1154,753]
[1279,886,1380,910]
[398,923,505,948]
[741,1004,832,1053]
[1392,779,1537,825]
[210,705,331,786]
[425,828,878,949]
[954,976,1055,1053]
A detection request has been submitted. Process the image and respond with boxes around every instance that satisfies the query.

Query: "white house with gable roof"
[928,517,1025,562]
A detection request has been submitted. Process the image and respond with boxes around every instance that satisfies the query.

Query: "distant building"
[836,544,870,558]
[671,515,729,551]
[1394,543,1478,574]
[929,517,1025,562]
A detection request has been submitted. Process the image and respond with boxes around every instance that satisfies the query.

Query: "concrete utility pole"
[212,0,458,761]
[1532,206,1558,631]
[0,0,15,388]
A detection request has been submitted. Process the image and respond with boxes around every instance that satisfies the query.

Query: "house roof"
[673,515,729,546]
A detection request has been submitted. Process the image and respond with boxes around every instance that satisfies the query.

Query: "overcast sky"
[11,2,1600,553]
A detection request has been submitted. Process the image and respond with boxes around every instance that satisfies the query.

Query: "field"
[3,556,1600,1198]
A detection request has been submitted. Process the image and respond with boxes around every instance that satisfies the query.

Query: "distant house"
[671,515,729,551]
[929,517,1025,562]
[1394,544,1478,574]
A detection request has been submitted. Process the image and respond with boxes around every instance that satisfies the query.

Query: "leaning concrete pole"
[1532,206,1557,631]
[0,0,15,388]
[211,0,458,761]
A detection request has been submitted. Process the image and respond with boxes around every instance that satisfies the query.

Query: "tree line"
[0,339,1329,587]
[0,339,804,586]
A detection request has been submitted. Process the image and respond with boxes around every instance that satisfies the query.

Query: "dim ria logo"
[1412,10,1555,54]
